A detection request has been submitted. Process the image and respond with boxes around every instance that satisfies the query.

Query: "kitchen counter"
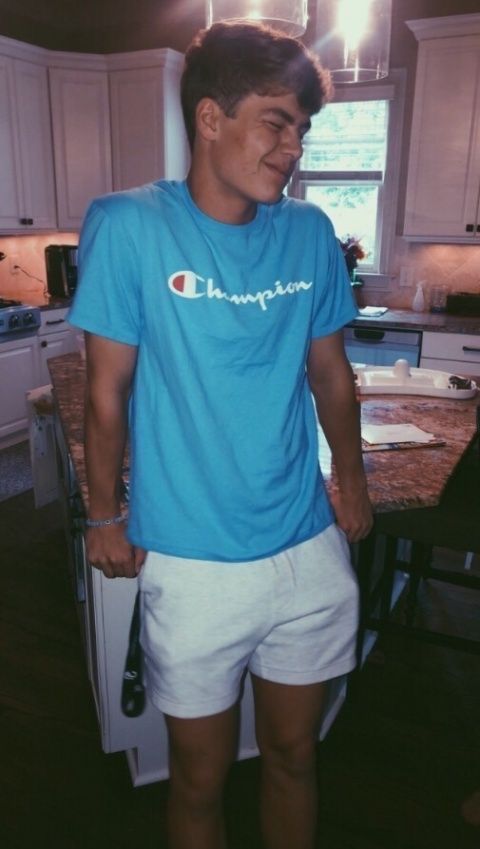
[39,298,72,311]
[49,352,480,516]
[351,308,480,334]
[47,351,480,787]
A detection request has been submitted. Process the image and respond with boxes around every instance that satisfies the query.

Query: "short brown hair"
[181,21,332,149]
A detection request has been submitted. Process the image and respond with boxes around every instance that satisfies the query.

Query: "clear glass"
[305,184,379,266]
[206,0,308,36]
[313,0,392,82]
[301,100,388,171]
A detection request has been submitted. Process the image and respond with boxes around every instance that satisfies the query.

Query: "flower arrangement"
[339,235,367,281]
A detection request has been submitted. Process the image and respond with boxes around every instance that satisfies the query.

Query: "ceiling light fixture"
[315,0,392,83]
[205,0,308,37]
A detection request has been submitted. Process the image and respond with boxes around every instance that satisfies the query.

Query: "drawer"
[420,357,480,377]
[421,331,480,362]
[39,308,69,335]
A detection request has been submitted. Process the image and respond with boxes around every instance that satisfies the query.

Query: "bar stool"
[356,431,480,662]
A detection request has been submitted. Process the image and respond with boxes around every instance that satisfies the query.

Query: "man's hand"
[86,523,146,579]
[330,485,373,544]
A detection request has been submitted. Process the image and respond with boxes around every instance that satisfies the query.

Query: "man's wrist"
[85,514,126,528]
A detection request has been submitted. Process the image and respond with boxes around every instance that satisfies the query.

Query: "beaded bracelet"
[85,514,126,528]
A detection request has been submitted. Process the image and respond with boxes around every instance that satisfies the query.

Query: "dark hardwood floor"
[1,490,479,849]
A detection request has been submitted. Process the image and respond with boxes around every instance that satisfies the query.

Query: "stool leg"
[380,534,397,621]
[404,541,432,626]
[355,530,376,670]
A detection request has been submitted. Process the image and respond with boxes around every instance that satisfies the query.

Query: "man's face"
[205,91,312,222]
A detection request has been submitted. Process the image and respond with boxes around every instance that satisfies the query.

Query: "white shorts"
[138,524,359,719]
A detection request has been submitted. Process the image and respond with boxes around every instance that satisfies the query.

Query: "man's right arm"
[84,332,145,579]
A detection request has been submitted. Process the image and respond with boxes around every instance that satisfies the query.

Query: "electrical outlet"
[399,266,414,288]
[9,254,20,275]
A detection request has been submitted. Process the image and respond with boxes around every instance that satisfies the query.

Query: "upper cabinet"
[404,15,480,243]
[109,51,189,191]
[0,37,188,234]
[0,52,57,231]
[49,66,113,229]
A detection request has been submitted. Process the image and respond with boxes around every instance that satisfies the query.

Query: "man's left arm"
[307,330,373,543]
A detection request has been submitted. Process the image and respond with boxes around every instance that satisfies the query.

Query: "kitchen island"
[48,352,480,786]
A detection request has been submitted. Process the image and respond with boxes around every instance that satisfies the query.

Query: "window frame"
[289,70,406,286]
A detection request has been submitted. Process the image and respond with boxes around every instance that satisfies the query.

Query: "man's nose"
[280,127,303,160]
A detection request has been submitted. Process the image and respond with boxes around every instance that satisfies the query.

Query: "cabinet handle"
[462,346,480,354]
[41,340,48,348]
[465,224,480,233]
[46,319,65,325]
[19,217,33,225]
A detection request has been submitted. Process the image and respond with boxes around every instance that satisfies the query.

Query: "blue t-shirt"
[69,180,357,561]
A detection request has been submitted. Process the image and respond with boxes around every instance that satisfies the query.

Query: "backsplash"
[2,233,480,312]
[358,239,480,310]
[0,233,78,305]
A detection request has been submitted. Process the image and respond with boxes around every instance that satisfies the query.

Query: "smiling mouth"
[264,163,292,181]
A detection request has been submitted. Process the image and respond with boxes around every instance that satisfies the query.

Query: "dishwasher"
[343,326,422,367]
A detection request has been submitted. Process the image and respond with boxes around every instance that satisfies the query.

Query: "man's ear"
[195,97,222,142]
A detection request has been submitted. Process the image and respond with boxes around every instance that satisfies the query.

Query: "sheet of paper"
[358,306,388,317]
[361,423,435,445]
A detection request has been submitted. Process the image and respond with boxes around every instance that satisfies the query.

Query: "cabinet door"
[12,59,57,230]
[37,329,78,386]
[0,55,25,229]
[0,338,37,443]
[49,67,112,229]
[404,35,480,241]
[110,64,188,190]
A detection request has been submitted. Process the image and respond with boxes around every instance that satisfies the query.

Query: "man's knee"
[259,733,318,780]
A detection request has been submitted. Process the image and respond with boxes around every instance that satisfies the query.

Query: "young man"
[69,22,373,849]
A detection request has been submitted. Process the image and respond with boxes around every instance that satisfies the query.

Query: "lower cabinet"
[0,335,37,444]
[0,308,79,448]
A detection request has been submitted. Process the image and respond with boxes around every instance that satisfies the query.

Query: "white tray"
[353,360,478,399]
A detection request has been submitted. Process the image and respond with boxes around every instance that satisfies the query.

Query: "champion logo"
[167,270,313,312]
[168,270,205,299]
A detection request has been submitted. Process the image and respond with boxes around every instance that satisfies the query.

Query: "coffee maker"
[45,245,78,298]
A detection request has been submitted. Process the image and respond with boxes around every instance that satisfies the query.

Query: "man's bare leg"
[252,675,328,849]
[165,704,239,849]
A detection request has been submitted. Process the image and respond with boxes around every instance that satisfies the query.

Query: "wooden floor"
[1,490,479,849]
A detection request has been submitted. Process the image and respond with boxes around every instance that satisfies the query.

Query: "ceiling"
[0,0,479,57]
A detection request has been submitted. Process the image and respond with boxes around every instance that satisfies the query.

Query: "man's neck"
[186,170,257,225]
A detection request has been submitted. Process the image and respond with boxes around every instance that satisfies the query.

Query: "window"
[289,71,405,281]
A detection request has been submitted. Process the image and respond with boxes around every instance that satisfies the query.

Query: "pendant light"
[315,0,392,83]
[206,0,309,37]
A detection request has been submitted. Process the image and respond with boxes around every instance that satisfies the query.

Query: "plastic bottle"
[412,281,426,312]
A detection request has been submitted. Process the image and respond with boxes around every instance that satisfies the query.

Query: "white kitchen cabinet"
[0,54,57,232]
[37,307,79,386]
[0,308,78,447]
[404,16,480,242]
[49,67,113,229]
[420,330,480,376]
[0,335,37,444]
[109,51,189,190]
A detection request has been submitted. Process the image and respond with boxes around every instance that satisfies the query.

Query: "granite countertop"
[351,308,480,334]
[48,352,480,516]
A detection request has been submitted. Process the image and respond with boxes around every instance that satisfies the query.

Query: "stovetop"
[0,298,22,308]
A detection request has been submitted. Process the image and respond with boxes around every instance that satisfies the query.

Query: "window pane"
[305,184,378,264]
[301,101,388,172]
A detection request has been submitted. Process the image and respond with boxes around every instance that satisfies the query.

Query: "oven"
[344,326,422,367]
[0,298,41,341]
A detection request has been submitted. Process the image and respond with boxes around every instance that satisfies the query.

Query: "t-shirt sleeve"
[310,213,359,338]
[67,198,142,346]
